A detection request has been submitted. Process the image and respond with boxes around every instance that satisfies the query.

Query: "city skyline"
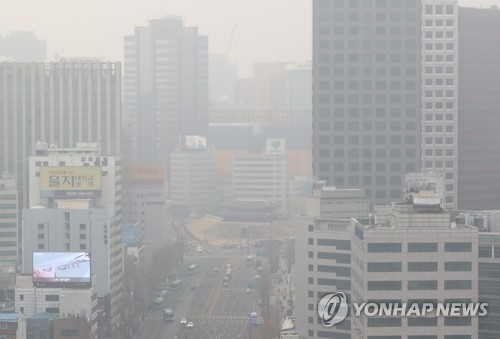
[0,0,498,77]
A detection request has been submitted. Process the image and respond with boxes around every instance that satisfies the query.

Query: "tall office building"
[312,0,422,205]
[170,148,215,214]
[233,153,290,215]
[295,186,370,339]
[420,0,459,209]
[456,6,500,210]
[0,173,18,300]
[351,201,478,338]
[0,61,121,207]
[123,16,208,164]
[21,145,123,334]
[0,173,18,266]
[122,163,173,250]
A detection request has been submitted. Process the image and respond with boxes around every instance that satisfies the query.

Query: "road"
[135,244,262,339]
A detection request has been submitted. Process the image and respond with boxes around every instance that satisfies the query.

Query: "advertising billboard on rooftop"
[40,166,102,198]
[185,135,207,149]
[33,252,91,288]
[123,163,165,184]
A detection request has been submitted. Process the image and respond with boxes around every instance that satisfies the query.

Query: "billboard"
[33,252,91,288]
[266,138,286,155]
[185,135,207,149]
[40,167,102,198]
[123,163,165,184]
[403,173,445,204]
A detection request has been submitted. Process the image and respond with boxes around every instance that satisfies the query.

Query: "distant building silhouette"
[457,6,500,210]
[123,16,208,165]
[312,0,422,205]
[0,32,46,61]
[0,61,121,207]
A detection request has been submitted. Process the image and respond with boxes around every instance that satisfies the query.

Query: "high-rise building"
[452,210,500,339]
[0,32,47,62]
[21,145,122,334]
[233,151,290,215]
[170,148,215,214]
[312,0,422,205]
[0,173,18,267]
[351,202,478,338]
[0,173,18,301]
[123,16,208,164]
[420,0,459,209]
[456,6,500,210]
[295,186,370,339]
[122,163,173,250]
[0,61,121,207]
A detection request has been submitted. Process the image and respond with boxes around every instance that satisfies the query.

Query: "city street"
[135,245,262,339]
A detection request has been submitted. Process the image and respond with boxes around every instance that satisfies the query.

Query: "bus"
[188,264,198,275]
[246,255,254,266]
[163,308,174,322]
[170,279,182,291]
[250,312,258,325]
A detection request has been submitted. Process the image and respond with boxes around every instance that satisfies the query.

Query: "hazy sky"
[1,0,499,77]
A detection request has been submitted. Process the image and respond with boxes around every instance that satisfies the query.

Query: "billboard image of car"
[33,252,91,288]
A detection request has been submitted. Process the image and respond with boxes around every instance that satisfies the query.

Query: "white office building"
[351,201,478,338]
[233,154,290,215]
[295,187,370,339]
[0,173,18,266]
[420,0,459,209]
[15,275,98,335]
[22,144,123,331]
[170,149,215,214]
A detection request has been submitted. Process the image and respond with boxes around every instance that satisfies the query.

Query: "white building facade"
[22,144,123,330]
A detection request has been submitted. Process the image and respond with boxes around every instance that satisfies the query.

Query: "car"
[180,318,187,325]
[246,288,252,294]
[196,246,203,253]
[213,266,220,271]
[223,281,229,287]
[186,321,194,328]
[158,290,168,297]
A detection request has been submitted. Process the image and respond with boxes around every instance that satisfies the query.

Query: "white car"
[196,247,203,253]
[186,321,194,328]
[180,318,187,325]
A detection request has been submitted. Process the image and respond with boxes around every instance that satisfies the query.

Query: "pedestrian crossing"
[149,314,249,321]
[193,314,249,321]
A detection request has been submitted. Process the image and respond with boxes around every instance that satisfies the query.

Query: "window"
[444,280,471,290]
[408,280,438,290]
[368,243,401,253]
[444,317,471,326]
[46,307,59,313]
[408,318,437,327]
[408,262,438,272]
[368,262,402,272]
[61,329,79,337]
[409,243,437,252]
[367,318,401,327]
[45,295,59,301]
[445,262,472,272]
[445,242,471,252]
[368,281,402,291]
